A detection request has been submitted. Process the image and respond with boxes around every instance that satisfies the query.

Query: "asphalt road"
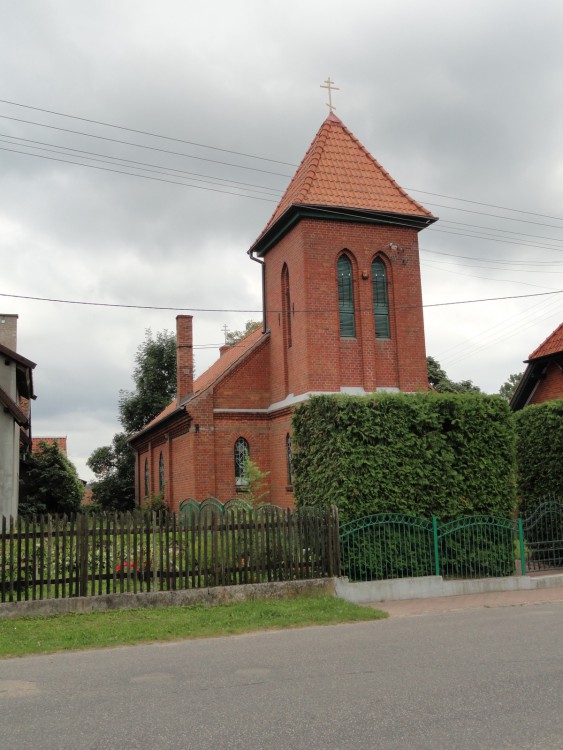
[1,602,562,750]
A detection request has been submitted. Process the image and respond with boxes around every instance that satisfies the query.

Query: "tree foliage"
[88,329,177,511]
[225,320,261,346]
[119,329,177,434]
[498,372,523,402]
[87,433,135,511]
[19,442,84,517]
[427,356,481,394]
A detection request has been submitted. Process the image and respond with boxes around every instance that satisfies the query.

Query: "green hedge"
[292,392,516,524]
[514,399,563,515]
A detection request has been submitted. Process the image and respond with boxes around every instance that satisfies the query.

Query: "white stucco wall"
[0,359,19,518]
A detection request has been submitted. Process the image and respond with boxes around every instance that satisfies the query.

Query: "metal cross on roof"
[320,77,340,113]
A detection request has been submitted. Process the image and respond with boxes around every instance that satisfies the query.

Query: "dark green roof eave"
[248,204,438,258]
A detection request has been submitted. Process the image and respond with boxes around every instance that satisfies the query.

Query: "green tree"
[87,433,135,511]
[19,441,84,517]
[225,320,261,346]
[242,456,270,507]
[427,356,481,394]
[88,329,177,511]
[119,329,177,434]
[498,372,523,402]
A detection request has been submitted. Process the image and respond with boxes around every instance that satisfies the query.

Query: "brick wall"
[529,361,563,404]
[264,218,428,402]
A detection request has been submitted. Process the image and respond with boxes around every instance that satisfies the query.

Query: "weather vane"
[320,77,339,113]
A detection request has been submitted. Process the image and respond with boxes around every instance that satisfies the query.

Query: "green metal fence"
[340,501,563,582]
[522,500,563,573]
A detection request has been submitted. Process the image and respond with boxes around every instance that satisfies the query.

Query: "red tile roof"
[528,322,563,360]
[32,437,68,455]
[258,112,434,240]
[138,327,267,435]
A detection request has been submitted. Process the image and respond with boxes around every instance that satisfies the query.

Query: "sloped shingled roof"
[136,327,266,436]
[254,112,433,247]
[528,322,563,360]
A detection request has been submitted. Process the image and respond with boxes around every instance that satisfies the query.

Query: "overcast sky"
[1,0,562,480]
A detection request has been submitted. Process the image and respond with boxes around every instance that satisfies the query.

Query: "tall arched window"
[158,452,165,492]
[372,258,390,338]
[286,433,293,486]
[144,459,149,497]
[281,263,292,348]
[337,254,355,337]
[234,437,250,487]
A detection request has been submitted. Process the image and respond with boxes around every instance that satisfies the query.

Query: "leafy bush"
[292,392,517,524]
[513,399,563,515]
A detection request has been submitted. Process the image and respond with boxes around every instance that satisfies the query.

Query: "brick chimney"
[0,313,18,351]
[176,315,193,400]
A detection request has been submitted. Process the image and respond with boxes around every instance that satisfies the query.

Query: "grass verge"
[0,595,387,658]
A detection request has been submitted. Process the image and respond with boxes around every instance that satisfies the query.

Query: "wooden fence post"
[78,515,89,597]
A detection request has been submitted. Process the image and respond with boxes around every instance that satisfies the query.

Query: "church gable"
[214,333,271,410]
[250,113,436,257]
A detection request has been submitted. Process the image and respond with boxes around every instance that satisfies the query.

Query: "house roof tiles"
[528,322,563,360]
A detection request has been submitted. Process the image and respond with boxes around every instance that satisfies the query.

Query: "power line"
[428,227,563,253]
[0,98,296,167]
[423,200,563,231]
[439,219,563,247]
[421,248,563,266]
[5,98,563,225]
[5,122,563,242]
[1,289,561,313]
[421,261,560,291]
[406,187,563,223]
[0,146,278,202]
[0,114,293,178]
[0,133,284,195]
[5,146,563,263]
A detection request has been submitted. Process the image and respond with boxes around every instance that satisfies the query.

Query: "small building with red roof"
[510,323,563,410]
[130,113,437,509]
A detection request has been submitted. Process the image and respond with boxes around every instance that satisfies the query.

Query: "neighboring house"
[32,436,68,455]
[130,112,437,510]
[0,314,36,518]
[510,323,563,410]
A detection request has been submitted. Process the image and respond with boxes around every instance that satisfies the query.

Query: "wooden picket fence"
[0,505,340,603]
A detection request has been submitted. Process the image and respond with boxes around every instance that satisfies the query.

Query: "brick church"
[130,112,437,509]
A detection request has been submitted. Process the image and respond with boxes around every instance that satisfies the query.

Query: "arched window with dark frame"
[372,257,390,338]
[158,452,165,492]
[144,458,149,497]
[234,437,250,487]
[281,263,292,349]
[337,253,355,337]
[286,433,293,486]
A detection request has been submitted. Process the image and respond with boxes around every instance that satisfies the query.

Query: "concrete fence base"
[3,573,562,620]
[335,573,563,604]
[0,578,336,621]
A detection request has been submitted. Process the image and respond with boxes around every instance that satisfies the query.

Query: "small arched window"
[158,452,165,492]
[337,254,355,337]
[234,437,250,487]
[281,264,292,348]
[286,433,293,486]
[144,458,149,497]
[372,258,390,338]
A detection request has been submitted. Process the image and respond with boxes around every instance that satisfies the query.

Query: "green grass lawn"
[0,595,387,659]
